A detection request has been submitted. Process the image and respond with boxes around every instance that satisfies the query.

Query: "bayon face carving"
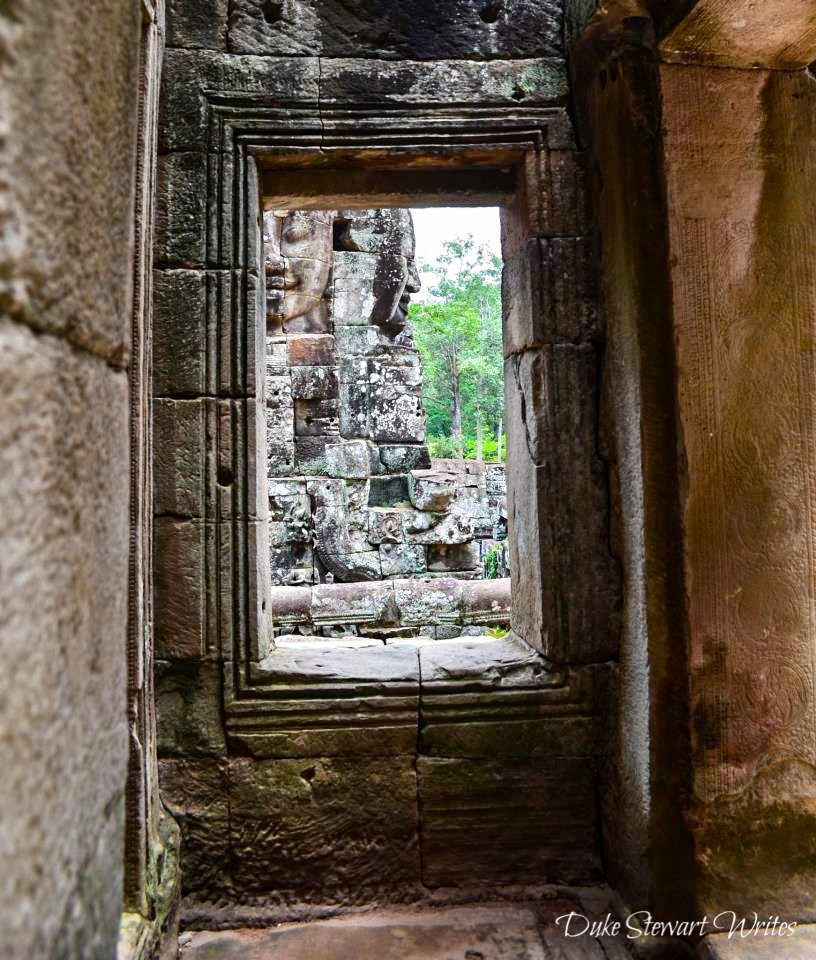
[264,209,334,333]
[334,208,422,341]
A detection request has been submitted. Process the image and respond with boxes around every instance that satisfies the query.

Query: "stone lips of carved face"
[264,210,333,327]
[371,212,422,338]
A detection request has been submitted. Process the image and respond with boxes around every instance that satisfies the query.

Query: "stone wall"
[0,1,144,957]
[576,0,816,936]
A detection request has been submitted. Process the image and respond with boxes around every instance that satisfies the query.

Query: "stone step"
[179,903,626,960]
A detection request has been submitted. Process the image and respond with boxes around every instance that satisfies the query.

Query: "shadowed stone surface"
[181,905,549,959]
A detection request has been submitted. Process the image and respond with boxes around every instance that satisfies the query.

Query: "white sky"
[411,207,502,302]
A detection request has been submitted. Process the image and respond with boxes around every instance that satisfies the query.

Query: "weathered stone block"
[266,375,294,443]
[393,578,463,627]
[153,399,205,518]
[175,816,232,901]
[294,398,340,437]
[339,377,370,438]
[320,58,567,108]
[266,335,288,375]
[371,391,426,442]
[228,757,421,900]
[502,238,544,357]
[295,436,330,475]
[158,759,230,819]
[318,550,382,582]
[418,757,600,887]
[290,365,339,400]
[335,324,382,357]
[159,50,321,152]
[378,444,431,472]
[266,440,295,477]
[257,638,419,685]
[310,580,396,627]
[409,470,457,511]
[228,0,563,60]
[287,333,337,366]
[155,519,207,659]
[167,0,228,50]
[325,439,373,479]
[369,474,410,507]
[427,542,480,572]
[153,270,207,396]
[405,512,474,545]
[368,509,405,545]
[155,660,226,757]
[333,278,377,326]
[380,543,427,578]
[155,152,207,268]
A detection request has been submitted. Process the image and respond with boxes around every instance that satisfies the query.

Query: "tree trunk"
[476,408,483,461]
[451,356,463,457]
[496,415,503,462]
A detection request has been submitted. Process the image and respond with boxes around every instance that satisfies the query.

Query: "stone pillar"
[577,0,816,930]
[663,62,816,920]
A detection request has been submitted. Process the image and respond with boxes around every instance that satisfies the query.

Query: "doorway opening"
[264,204,511,654]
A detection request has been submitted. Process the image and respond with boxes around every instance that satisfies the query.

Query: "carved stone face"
[371,210,422,339]
[335,208,421,340]
[264,210,333,333]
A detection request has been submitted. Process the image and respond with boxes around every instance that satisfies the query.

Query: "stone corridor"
[3,1,816,959]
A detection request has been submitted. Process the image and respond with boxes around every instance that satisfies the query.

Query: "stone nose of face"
[404,259,421,294]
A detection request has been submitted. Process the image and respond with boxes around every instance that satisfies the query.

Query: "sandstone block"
[371,391,426,443]
[378,444,431,472]
[155,660,226,757]
[318,550,382,582]
[320,58,567,108]
[325,439,372,479]
[427,542,480,572]
[405,512,474,546]
[393,578,463,627]
[380,543,427,578]
[333,278,377,326]
[155,519,207,659]
[368,509,405,545]
[266,440,294,477]
[153,399,205,518]
[228,0,562,60]
[158,759,229,819]
[265,336,288,376]
[295,436,330,475]
[159,50,321,152]
[167,0,228,49]
[228,757,420,900]
[335,324,382,357]
[153,270,207,396]
[369,475,410,507]
[418,757,600,887]
[409,470,457,511]
[287,333,337,366]
[294,398,340,437]
[290,365,339,401]
[155,152,207,268]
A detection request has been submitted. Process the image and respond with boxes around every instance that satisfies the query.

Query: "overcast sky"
[410,207,501,302]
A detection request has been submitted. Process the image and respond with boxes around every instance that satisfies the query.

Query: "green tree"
[410,237,504,461]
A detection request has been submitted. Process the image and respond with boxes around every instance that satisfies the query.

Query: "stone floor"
[179,903,633,959]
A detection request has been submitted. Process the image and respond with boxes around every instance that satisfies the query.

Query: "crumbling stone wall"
[0,2,145,958]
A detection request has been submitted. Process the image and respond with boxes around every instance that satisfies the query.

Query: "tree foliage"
[410,237,505,461]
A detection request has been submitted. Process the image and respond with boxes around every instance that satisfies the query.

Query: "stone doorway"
[153,78,618,925]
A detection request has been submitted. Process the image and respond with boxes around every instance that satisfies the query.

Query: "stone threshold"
[179,892,635,959]
[254,632,552,690]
